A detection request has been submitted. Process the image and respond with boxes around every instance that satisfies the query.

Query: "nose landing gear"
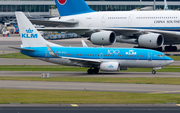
[152,70,156,74]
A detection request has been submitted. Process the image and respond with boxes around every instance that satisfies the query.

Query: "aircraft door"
[128,14,134,22]
[150,24,155,29]
[128,14,134,26]
[99,53,104,59]
[101,14,107,23]
[148,52,152,61]
[45,50,49,60]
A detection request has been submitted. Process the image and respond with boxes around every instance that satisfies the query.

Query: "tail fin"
[15,12,62,47]
[164,0,168,11]
[55,0,94,16]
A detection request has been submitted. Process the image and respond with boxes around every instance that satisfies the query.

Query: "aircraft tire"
[152,70,156,74]
[93,68,99,74]
[165,46,177,51]
[173,46,177,51]
[87,69,93,74]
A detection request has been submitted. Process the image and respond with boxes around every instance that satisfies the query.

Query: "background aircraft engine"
[138,33,164,48]
[100,62,120,71]
[89,31,116,45]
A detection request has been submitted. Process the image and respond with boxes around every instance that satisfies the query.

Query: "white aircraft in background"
[31,0,180,51]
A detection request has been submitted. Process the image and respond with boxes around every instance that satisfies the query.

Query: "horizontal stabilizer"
[46,44,59,57]
[9,46,35,52]
[30,19,79,27]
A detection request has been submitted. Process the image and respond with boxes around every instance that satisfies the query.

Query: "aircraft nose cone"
[165,59,174,66]
[170,59,174,64]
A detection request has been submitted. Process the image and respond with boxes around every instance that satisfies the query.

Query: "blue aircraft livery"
[15,12,174,74]
[22,28,37,38]
[55,0,94,16]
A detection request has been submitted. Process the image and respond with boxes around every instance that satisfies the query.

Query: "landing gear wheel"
[165,46,177,51]
[93,68,99,74]
[173,46,177,51]
[87,69,93,74]
[157,47,163,51]
[152,70,156,74]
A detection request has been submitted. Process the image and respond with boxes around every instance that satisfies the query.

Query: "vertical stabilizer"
[55,0,95,16]
[164,0,168,11]
[15,12,62,47]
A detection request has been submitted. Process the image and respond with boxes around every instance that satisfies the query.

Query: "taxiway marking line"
[71,104,78,107]
[149,90,180,94]
[177,104,180,107]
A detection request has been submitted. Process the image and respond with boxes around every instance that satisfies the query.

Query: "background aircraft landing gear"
[152,70,156,74]
[133,46,162,51]
[165,45,177,51]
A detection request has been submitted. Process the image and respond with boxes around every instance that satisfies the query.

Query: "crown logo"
[26,28,33,33]
[108,65,114,68]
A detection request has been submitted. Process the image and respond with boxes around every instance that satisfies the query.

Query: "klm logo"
[108,65,114,68]
[22,28,37,38]
[165,6,168,10]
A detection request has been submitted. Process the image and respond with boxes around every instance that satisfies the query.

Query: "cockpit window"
[158,54,166,57]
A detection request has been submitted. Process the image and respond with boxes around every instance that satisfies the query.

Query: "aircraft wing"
[81,40,88,47]
[39,27,180,45]
[37,27,93,36]
[30,19,79,27]
[46,44,101,67]
[102,28,180,45]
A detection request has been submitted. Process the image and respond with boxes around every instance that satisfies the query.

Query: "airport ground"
[0,34,179,112]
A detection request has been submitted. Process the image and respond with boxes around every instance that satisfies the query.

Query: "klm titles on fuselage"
[22,28,38,38]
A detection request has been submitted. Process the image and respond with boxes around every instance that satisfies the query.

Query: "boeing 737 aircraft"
[31,0,180,51]
[16,12,173,74]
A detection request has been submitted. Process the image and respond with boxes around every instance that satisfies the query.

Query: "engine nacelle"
[89,31,116,45]
[100,62,120,72]
[138,33,164,48]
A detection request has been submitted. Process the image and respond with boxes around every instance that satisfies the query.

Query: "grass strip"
[0,89,179,104]
[0,65,180,72]
[0,77,180,85]
[0,53,33,59]
[169,56,180,61]
[0,53,180,61]
[0,65,88,71]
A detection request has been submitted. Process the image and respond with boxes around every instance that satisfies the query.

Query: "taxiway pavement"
[0,71,179,77]
[0,80,180,94]
[0,106,180,113]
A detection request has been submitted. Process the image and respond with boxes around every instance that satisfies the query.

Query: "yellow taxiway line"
[71,104,78,107]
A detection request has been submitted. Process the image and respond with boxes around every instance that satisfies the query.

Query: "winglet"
[46,44,60,57]
[81,40,88,47]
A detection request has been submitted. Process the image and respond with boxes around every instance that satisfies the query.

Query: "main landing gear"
[87,68,99,74]
[165,45,177,51]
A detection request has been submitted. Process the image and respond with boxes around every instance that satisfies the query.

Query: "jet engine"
[138,33,164,48]
[88,31,116,45]
[100,62,120,71]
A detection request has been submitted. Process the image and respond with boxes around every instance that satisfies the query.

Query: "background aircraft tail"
[164,0,168,10]
[54,0,94,16]
[15,12,62,47]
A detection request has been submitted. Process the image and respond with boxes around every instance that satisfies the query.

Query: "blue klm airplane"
[15,12,173,74]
